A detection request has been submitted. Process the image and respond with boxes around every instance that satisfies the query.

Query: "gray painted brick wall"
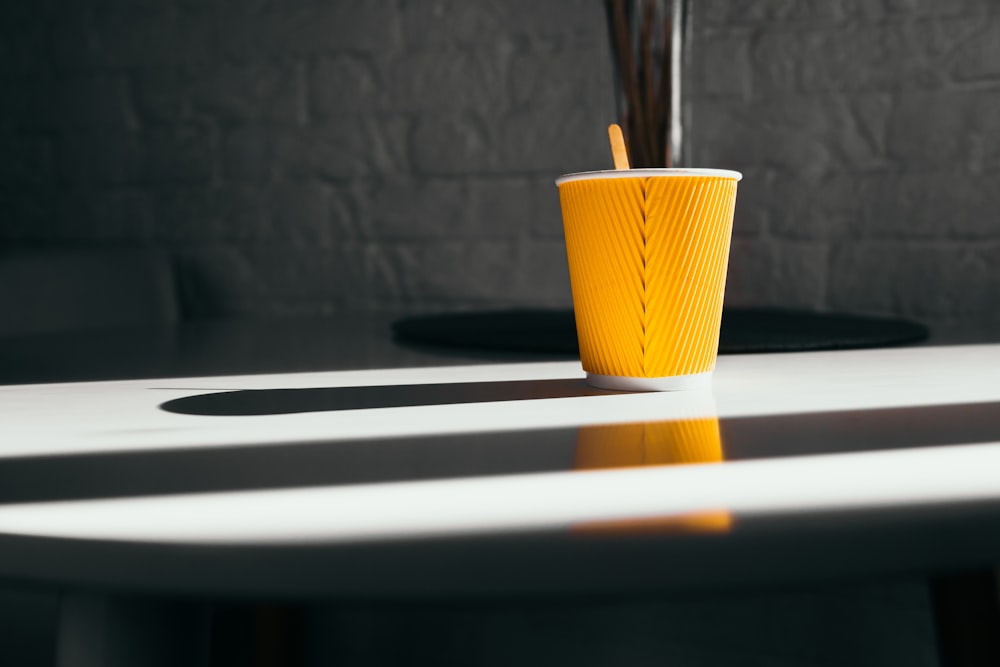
[690,0,1000,327]
[2,0,998,329]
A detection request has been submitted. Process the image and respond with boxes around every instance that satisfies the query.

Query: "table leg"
[930,570,1000,667]
[55,592,211,667]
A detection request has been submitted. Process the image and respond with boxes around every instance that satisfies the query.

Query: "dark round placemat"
[392,308,929,355]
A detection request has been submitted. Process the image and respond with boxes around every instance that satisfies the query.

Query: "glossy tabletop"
[2,316,1000,600]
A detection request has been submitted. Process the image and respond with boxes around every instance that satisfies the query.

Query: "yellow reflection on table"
[574,418,731,534]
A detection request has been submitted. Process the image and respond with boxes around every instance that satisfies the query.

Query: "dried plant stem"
[640,0,657,166]
[605,0,673,168]
[660,14,672,167]
[608,0,649,167]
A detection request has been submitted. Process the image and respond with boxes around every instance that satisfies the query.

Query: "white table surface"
[2,343,999,554]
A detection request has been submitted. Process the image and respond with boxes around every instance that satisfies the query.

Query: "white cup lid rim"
[556,168,743,186]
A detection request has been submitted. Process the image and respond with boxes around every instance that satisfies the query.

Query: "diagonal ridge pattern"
[560,175,738,379]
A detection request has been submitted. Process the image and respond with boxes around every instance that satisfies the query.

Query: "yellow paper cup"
[556,168,741,391]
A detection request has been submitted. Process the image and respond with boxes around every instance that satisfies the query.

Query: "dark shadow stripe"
[0,428,580,505]
[0,402,998,505]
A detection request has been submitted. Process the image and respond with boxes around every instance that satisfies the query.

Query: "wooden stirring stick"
[608,123,630,170]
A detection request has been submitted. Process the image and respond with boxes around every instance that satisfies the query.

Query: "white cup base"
[586,371,714,392]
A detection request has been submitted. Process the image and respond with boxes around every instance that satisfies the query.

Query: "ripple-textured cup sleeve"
[559,175,738,380]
